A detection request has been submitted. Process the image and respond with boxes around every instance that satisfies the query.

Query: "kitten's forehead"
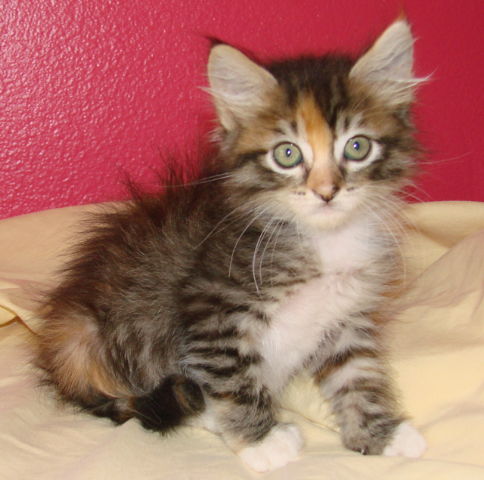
[294,94,343,199]
[297,95,331,163]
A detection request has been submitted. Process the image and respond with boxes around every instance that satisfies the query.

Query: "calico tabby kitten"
[35,20,427,472]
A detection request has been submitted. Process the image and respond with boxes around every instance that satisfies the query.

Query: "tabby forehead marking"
[297,96,337,198]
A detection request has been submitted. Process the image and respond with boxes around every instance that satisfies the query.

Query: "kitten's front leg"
[235,422,304,472]
[314,329,427,457]
[199,383,303,472]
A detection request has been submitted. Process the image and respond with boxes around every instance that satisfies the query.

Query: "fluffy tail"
[34,314,205,431]
[42,371,206,432]
[132,375,206,433]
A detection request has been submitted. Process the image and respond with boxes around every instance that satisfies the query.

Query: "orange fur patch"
[298,95,331,161]
[297,96,338,198]
[38,316,131,400]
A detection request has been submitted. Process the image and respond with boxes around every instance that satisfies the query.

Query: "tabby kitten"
[35,20,427,472]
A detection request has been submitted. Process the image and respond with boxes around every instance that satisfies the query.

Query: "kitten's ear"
[350,20,417,106]
[208,45,278,131]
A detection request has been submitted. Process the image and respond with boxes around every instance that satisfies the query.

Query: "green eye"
[273,143,303,168]
[344,136,372,161]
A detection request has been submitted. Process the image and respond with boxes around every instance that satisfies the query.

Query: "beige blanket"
[1,201,484,479]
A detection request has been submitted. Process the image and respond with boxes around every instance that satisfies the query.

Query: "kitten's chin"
[283,191,362,231]
[301,204,355,230]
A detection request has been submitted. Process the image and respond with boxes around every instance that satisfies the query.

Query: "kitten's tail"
[34,305,205,432]
[131,375,206,433]
[66,375,206,433]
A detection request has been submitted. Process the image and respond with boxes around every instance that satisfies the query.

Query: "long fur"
[34,20,426,472]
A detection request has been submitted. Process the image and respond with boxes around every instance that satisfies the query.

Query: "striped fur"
[34,20,426,472]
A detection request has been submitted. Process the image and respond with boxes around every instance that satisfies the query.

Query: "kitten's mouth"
[308,201,343,218]
[292,193,338,213]
[317,204,341,216]
[292,192,349,223]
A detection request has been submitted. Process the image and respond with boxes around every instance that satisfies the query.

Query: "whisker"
[419,151,472,166]
[269,219,286,288]
[253,216,278,289]
[259,217,286,288]
[358,191,410,286]
[163,172,235,188]
[194,203,248,249]
[229,205,273,285]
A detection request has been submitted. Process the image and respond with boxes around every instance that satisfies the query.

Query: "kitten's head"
[208,21,421,230]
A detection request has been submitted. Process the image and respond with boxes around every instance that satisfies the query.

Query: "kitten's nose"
[307,161,342,204]
[313,185,339,203]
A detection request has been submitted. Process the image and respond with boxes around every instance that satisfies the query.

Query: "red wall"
[2,0,484,218]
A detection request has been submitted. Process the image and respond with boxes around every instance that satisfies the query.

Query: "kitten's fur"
[34,20,427,472]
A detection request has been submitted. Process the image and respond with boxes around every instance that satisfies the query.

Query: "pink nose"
[313,185,339,203]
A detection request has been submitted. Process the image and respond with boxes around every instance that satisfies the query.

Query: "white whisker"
[269,219,286,288]
[261,218,286,289]
[229,205,273,285]
[357,189,410,287]
[253,216,279,289]
[195,203,248,249]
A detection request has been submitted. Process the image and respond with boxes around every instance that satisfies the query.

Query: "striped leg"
[319,350,403,454]
[314,319,405,455]
[202,385,303,472]
[314,319,427,457]
[185,342,303,472]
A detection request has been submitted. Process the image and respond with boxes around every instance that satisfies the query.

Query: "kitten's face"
[209,21,420,230]
[226,92,415,230]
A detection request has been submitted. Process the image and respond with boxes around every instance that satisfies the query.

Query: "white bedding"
[1,201,484,479]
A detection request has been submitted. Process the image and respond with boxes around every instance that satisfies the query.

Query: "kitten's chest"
[257,222,386,391]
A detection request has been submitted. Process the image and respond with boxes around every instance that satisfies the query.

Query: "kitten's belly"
[259,271,372,393]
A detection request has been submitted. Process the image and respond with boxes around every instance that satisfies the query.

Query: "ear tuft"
[207,45,278,131]
[350,20,421,106]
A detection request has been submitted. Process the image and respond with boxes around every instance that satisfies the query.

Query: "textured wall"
[2,0,484,218]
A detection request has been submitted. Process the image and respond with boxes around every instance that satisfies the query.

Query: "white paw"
[383,421,427,458]
[237,423,304,472]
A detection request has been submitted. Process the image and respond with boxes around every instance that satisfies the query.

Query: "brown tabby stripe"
[315,347,379,383]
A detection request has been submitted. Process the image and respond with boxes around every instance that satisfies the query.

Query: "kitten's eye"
[273,143,303,168]
[344,136,372,161]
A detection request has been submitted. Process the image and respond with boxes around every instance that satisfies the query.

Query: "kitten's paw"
[237,423,304,472]
[384,421,427,458]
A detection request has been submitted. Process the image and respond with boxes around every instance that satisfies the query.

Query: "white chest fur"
[258,218,389,392]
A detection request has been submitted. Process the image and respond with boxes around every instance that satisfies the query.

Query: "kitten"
[34,20,427,472]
